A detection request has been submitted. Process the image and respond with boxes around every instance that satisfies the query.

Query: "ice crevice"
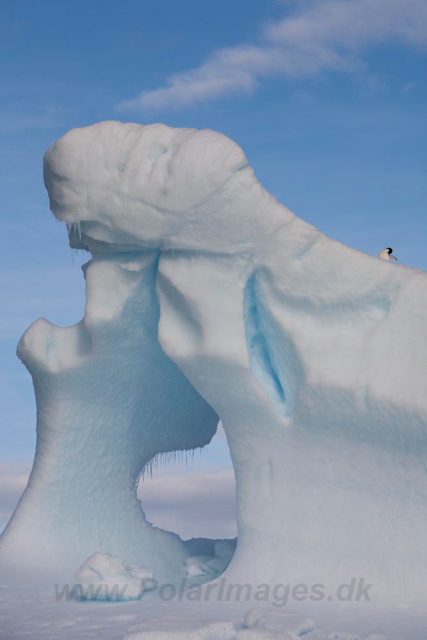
[244,273,290,418]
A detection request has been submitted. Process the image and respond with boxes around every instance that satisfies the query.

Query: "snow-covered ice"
[237,631,298,640]
[185,540,236,577]
[124,615,237,639]
[1,121,427,637]
[243,607,315,635]
[74,552,154,600]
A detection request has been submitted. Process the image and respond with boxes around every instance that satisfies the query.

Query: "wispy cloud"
[117,0,427,111]
[139,424,237,540]
[140,466,237,540]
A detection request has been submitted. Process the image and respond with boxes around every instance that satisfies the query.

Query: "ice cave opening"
[137,421,238,580]
[138,422,237,542]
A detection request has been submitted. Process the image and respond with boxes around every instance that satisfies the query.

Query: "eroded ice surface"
[1,122,427,617]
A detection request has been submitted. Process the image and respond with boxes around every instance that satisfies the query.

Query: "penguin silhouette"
[378,247,398,261]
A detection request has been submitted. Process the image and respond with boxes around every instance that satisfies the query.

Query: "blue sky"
[1,0,426,536]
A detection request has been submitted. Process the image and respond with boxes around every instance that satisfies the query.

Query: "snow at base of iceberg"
[74,553,155,601]
[124,615,237,640]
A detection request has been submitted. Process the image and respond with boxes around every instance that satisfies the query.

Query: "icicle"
[71,221,82,240]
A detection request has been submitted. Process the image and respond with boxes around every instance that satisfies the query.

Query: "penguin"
[378,247,398,261]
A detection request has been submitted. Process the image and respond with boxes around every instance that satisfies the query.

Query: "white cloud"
[139,466,237,540]
[117,0,427,111]
[139,427,237,540]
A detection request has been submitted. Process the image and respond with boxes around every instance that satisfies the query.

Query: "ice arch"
[1,121,427,604]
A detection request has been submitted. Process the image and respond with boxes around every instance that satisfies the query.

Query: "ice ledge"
[43,121,294,254]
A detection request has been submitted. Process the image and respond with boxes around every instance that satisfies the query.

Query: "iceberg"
[1,121,427,606]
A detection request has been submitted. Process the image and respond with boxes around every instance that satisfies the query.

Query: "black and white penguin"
[378,247,398,261]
